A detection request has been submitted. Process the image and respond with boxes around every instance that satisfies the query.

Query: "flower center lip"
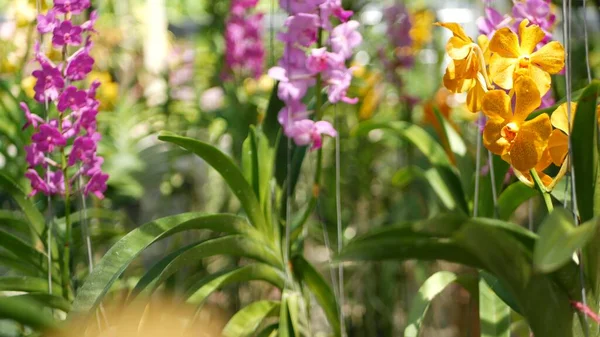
[518,56,530,68]
[501,122,519,142]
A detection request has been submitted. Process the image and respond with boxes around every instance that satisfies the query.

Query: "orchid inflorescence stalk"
[437,0,570,193]
[268,0,361,150]
[222,0,265,80]
[22,0,108,200]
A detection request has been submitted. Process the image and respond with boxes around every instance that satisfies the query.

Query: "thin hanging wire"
[528,199,534,231]
[283,0,293,283]
[582,0,592,84]
[487,151,498,218]
[269,0,275,66]
[77,174,94,273]
[334,105,346,337]
[473,115,483,217]
[563,0,590,334]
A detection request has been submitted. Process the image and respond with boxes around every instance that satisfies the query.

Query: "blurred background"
[0,0,599,336]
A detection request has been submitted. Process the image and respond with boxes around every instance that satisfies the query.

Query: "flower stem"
[472,43,493,90]
[531,169,554,213]
[58,117,72,301]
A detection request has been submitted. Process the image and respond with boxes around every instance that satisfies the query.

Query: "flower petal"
[547,129,569,166]
[435,22,471,42]
[466,77,486,112]
[483,119,509,155]
[531,41,565,74]
[443,63,475,93]
[518,20,545,55]
[447,37,473,60]
[509,114,551,171]
[489,27,521,58]
[550,102,576,134]
[513,76,541,122]
[482,89,512,120]
[489,53,516,90]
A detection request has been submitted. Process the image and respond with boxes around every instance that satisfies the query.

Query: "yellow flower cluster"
[438,20,570,190]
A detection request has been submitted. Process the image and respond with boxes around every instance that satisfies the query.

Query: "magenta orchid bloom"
[24,3,109,198]
[54,0,91,15]
[37,9,58,34]
[32,62,65,102]
[21,103,44,130]
[330,20,362,59]
[285,119,337,150]
[52,20,83,47]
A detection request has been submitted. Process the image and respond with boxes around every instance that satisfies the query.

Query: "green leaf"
[0,252,42,276]
[222,301,280,337]
[0,210,29,235]
[571,81,600,222]
[338,214,576,337]
[355,121,468,213]
[0,173,45,241]
[534,208,598,273]
[256,324,278,337]
[292,256,340,336]
[185,264,285,305]
[130,236,283,298]
[11,294,72,312]
[355,121,451,167]
[404,271,463,337]
[263,82,284,146]
[158,133,269,237]
[0,229,46,272]
[70,213,260,316]
[391,166,426,188]
[480,271,522,315]
[242,128,261,200]
[497,182,538,220]
[455,221,573,337]
[0,296,59,330]
[0,276,60,294]
[479,278,510,337]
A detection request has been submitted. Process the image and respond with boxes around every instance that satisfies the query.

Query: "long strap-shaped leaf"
[571,80,599,223]
[0,276,61,294]
[10,294,72,312]
[130,235,283,299]
[70,213,258,315]
[292,256,341,336]
[0,229,47,272]
[185,264,286,305]
[354,122,469,213]
[479,278,510,337]
[158,132,270,238]
[404,271,473,337]
[0,173,45,241]
[0,296,59,330]
[222,300,280,337]
[338,214,578,337]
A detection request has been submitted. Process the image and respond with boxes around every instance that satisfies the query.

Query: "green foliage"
[404,271,475,337]
[534,208,598,273]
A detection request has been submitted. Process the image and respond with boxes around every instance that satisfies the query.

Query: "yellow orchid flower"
[488,19,564,96]
[482,76,552,172]
[437,22,480,78]
[438,23,492,112]
[513,102,575,191]
[410,9,434,51]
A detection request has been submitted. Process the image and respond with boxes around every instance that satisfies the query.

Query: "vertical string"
[582,0,592,84]
[283,0,293,283]
[334,105,346,337]
[78,174,94,274]
[563,0,590,334]
[487,151,498,218]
